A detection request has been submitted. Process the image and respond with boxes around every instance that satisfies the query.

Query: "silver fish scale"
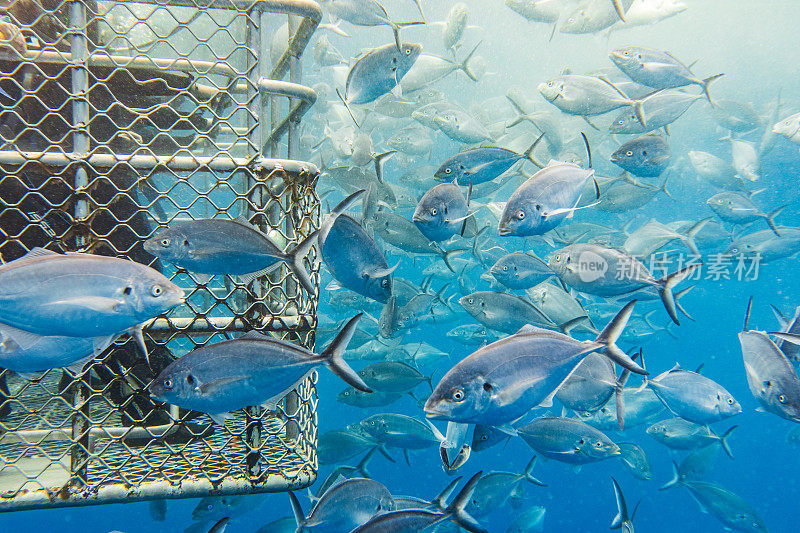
[0,0,323,511]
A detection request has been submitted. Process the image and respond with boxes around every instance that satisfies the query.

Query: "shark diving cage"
[0,0,323,511]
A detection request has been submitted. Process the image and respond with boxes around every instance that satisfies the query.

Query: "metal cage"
[0,0,322,511]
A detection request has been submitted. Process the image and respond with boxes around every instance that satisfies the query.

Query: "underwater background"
[3,0,800,531]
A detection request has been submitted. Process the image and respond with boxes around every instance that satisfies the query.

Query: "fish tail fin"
[679,216,711,257]
[719,425,738,459]
[700,73,725,104]
[438,246,466,272]
[411,0,425,19]
[615,349,640,430]
[658,264,701,325]
[443,471,487,533]
[611,0,627,21]
[335,88,360,128]
[284,230,319,294]
[595,300,646,375]
[558,316,590,336]
[432,477,462,512]
[633,99,647,129]
[766,205,786,236]
[459,41,482,82]
[389,20,424,50]
[674,285,696,321]
[659,461,683,491]
[320,313,372,392]
[461,180,473,237]
[659,174,672,198]
[288,492,305,530]
[743,296,754,332]
[523,456,547,486]
[373,150,396,183]
[610,477,628,528]
[523,133,546,168]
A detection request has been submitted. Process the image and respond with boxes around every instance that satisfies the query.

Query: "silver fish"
[518,417,621,465]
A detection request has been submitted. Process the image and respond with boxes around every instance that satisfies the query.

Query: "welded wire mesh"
[0,0,322,511]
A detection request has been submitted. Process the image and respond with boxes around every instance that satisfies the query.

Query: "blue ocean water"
[3,0,800,532]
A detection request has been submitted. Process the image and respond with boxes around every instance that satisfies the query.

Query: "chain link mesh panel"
[0,0,322,511]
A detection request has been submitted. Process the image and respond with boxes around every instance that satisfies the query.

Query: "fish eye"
[625,151,633,157]
[637,54,642,59]
[502,266,508,271]
[727,397,735,405]
[468,298,474,304]
[779,394,788,404]
[404,48,411,55]
[381,279,389,288]
[481,434,488,440]
[431,208,437,215]
[516,210,525,220]
[123,286,132,295]
[183,239,189,246]
[445,168,452,174]
[160,238,170,247]
[163,378,173,390]
[618,120,624,125]
[595,442,602,448]
[187,374,195,385]
[151,285,163,297]
[206,504,213,510]
[452,389,465,401]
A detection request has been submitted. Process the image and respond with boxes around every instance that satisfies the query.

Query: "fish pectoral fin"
[237,264,281,285]
[208,412,232,426]
[16,371,41,381]
[198,376,248,395]
[0,323,42,350]
[65,351,102,376]
[365,261,400,279]
[641,61,676,72]
[54,296,127,314]
[93,334,119,356]
[493,423,518,437]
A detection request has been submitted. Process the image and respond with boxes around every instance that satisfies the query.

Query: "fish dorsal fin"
[240,330,270,341]
[515,324,551,335]
[209,412,231,425]
[365,261,399,279]
[22,247,58,260]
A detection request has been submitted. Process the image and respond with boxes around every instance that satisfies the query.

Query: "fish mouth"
[498,226,512,236]
[609,51,626,62]
[424,410,448,420]
[411,214,424,223]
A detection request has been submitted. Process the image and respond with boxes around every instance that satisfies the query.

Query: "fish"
[400,44,480,93]
[447,324,498,346]
[314,35,345,66]
[739,298,800,422]
[467,457,545,517]
[618,442,652,480]
[538,75,645,124]
[472,424,510,452]
[288,477,394,532]
[577,387,664,430]
[609,89,703,133]
[639,363,741,424]
[441,3,469,50]
[434,140,540,186]
[149,314,371,424]
[357,361,431,393]
[191,494,268,524]
[610,135,671,177]
[610,477,638,533]
[338,42,422,123]
[555,352,617,413]
[369,209,463,269]
[547,243,698,324]
[560,0,633,34]
[314,449,379,498]
[144,218,318,293]
[646,418,737,458]
[425,301,644,428]
[499,159,598,237]
[666,480,768,532]
[659,444,723,490]
[707,192,783,236]
[729,138,761,182]
[712,100,762,133]
[518,417,621,465]
[320,191,396,303]
[0,322,121,377]
[621,0,687,26]
[322,0,423,49]
[355,413,445,455]
[772,111,800,149]
[687,150,739,190]
[724,226,800,263]
[413,181,472,242]
[489,252,553,290]
[609,46,723,102]
[434,108,494,144]
[594,173,669,212]
[527,282,597,334]
[506,505,546,533]
[0,248,183,350]
[458,290,558,333]
[350,472,487,533]
[505,0,560,23]
[318,429,378,465]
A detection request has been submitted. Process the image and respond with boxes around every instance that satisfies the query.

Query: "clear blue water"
[4,0,800,532]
